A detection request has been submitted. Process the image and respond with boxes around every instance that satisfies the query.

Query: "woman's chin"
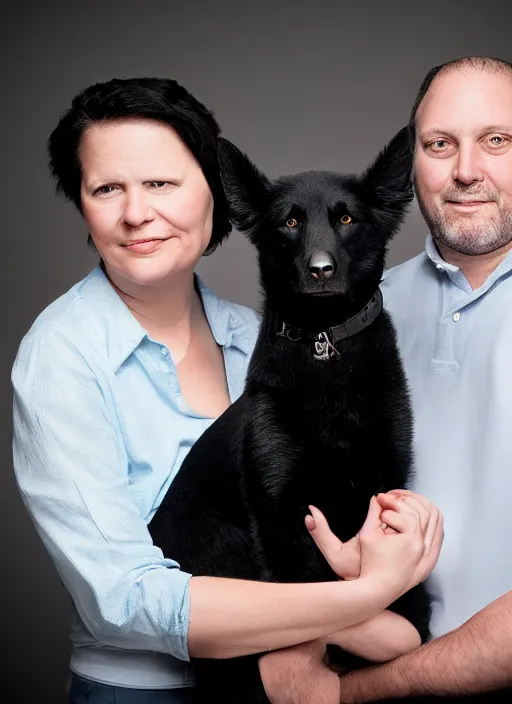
[106,259,197,292]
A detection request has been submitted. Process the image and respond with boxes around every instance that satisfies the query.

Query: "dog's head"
[218,128,413,318]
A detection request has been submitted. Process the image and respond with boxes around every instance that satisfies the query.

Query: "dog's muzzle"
[308,251,335,280]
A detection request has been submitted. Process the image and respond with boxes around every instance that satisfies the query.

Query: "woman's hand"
[375,489,444,591]
[306,490,443,599]
[305,506,361,580]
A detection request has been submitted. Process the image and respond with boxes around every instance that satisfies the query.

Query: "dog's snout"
[308,251,336,280]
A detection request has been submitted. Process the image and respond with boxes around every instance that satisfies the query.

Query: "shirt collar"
[424,233,460,273]
[78,266,255,372]
[78,267,148,371]
[424,232,512,292]
[195,276,256,357]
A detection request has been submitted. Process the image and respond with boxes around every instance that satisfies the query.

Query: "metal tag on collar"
[313,332,338,361]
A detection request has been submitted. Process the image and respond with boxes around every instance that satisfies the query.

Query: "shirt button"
[160,347,168,356]
[453,312,461,322]
[159,361,171,373]
[436,264,443,271]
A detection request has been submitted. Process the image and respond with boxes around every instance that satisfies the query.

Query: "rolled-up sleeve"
[12,329,192,660]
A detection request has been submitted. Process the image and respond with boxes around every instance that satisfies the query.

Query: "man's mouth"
[445,195,494,206]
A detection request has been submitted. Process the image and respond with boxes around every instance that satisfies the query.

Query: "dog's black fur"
[149,127,431,703]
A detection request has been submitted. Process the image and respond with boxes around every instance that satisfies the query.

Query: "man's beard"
[415,183,512,256]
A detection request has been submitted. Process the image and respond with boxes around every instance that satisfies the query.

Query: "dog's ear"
[360,126,414,232]
[218,137,270,241]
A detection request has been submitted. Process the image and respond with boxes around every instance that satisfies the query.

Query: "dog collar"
[277,288,383,361]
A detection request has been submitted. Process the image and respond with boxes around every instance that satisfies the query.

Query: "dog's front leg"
[239,392,332,585]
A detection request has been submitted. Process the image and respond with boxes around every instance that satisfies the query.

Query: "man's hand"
[259,640,340,704]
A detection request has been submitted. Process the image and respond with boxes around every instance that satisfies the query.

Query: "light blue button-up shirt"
[381,235,512,639]
[12,266,259,688]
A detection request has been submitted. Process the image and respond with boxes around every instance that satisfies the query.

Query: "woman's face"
[80,119,214,291]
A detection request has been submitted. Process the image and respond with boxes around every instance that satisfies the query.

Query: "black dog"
[149,127,431,702]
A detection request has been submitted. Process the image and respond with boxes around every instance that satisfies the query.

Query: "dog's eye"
[340,215,352,225]
[286,218,299,228]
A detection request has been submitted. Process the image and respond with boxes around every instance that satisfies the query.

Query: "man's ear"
[361,126,414,234]
[218,137,271,242]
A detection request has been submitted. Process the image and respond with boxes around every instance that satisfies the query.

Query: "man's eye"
[430,140,448,151]
[147,181,170,188]
[424,139,456,158]
[286,218,299,228]
[488,135,509,148]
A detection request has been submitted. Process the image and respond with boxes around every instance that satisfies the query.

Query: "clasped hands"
[306,489,443,588]
[259,490,443,703]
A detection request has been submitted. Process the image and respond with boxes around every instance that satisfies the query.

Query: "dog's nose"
[308,251,336,280]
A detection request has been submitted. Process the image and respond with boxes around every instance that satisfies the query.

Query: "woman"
[11,77,442,703]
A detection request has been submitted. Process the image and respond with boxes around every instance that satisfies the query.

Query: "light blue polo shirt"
[381,234,512,639]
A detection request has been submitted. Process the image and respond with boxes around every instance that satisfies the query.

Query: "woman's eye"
[286,218,299,228]
[340,214,352,225]
[93,185,118,196]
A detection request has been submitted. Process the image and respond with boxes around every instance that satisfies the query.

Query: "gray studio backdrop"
[2,0,510,700]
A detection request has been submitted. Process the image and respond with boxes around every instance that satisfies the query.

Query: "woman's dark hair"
[47,77,231,254]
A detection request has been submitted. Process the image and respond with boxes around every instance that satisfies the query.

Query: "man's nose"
[308,251,336,280]
[453,143,484,185]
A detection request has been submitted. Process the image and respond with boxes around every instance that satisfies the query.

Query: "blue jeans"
[68,674,208,704]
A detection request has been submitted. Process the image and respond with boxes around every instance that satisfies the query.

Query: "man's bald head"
[410,56,512,127]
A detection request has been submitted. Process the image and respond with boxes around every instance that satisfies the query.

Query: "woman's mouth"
[122,238,168,254]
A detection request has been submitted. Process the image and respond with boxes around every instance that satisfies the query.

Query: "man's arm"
[339,590,512,702]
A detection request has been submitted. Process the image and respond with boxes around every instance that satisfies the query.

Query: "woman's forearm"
[188,575,391,658]
[324,609,421,662]
[188,491,442,659]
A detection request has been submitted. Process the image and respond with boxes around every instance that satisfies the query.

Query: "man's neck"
[435,240,512,290]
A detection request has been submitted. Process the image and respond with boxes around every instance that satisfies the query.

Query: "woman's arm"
[188,494,442,658]
[188,575,395,659]
[324,609,421,662]
[13,329,441,663]
[12,329,193,660]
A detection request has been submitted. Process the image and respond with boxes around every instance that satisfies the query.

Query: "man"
[261,56,512,702]
[335,54,512,702]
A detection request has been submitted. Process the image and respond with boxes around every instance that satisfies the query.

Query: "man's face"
[414,68,512,256]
